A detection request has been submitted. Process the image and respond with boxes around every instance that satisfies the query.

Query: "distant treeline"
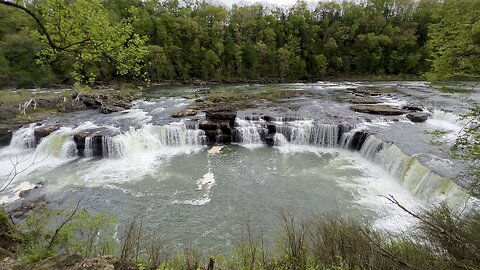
[0,0,452,87]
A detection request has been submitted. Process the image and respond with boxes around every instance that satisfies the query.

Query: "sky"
[220,0,300,6]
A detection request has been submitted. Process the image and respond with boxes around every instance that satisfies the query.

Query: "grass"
[188,87,297,111]
[3,201,479,269]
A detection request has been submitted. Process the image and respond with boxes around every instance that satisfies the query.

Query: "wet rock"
[18,182,44,198]
[350,105,407,116]
[34,125,60,143]
[406,112,429,123]
[266,123,276,134]
[350,96,380,104]
[265,133,275,146]
[206,109,236,126]
[346,131,370,151]
[402,105,424,112]
[73,92,134,114]
[216,134,232,144]
[171,109,198,118]
[73,129,104,157]
[100,104,124,114]
[199,120,219,131]
[9,196,48,219]
[0,128,13,147]
[353,87,396,96]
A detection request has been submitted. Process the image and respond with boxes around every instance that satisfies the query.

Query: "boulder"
[350,96,380,104]
[9,196,48,219]
[34,125,60,143]
[18,182,44,198]
[171,109,198,118]
[350,105,407,116]
[406,112,429,123]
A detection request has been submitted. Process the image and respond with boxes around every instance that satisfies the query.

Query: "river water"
[0,81,478,253]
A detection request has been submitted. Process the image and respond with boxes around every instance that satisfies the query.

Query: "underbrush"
[2,200,480,269]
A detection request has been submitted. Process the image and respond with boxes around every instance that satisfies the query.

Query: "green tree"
[427,0,480,81]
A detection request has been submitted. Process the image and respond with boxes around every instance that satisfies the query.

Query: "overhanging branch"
[0,0,58,52]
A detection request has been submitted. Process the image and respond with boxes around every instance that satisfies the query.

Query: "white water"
[359,135,473,210]
[0,114,474,228]
[234,118,473,212]
[426,110,467,143]
[234,118,346,148]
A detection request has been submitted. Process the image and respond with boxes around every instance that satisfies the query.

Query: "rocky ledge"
[199,109,237,144]
[350,105,407,116]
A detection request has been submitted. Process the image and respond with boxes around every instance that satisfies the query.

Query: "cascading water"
[233,118,351,147]
[8,123,37,149]
[234,118,265,145]
[36,128,77,159]
[358,135,473,209]
[102,122,207,158]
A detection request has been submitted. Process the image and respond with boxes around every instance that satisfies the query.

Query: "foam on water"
[427,110,465,134]
[272,143,421,231]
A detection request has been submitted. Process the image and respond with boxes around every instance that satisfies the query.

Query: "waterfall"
[103,122,206,158]
[234,118,265,144]
[9,123,37,149]
[358,135,472,209]
[233,118,351,147]
[36,130,77,159]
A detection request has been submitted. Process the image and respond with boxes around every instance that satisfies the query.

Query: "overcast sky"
[220,0,300,6]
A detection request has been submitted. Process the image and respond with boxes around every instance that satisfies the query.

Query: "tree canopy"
[0,0,478,86]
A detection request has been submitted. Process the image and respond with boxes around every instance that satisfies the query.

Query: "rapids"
[0,81,478,252]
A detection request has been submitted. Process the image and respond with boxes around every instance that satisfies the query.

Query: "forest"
[0,0,478,87]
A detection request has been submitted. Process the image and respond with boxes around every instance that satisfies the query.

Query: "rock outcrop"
[406,112,429,123]
[8,196,48,220]
[34,125,60,144]
[73,129,104,157]
[171,109,198,118]
[350,96,380,104]
[72,92,135,114]
[350,105,407,116]
[199,109,237,144]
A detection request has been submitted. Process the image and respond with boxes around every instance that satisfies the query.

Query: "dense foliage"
[0,0,449,87]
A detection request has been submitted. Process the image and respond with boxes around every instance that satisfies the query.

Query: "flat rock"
[350,105,407,116]
[100,104,124,114]
[350,96,380,104]
[353,87,396,96]
[406,112,429,123]
[402,105,424,112]
[171,109,198,118]
[206,109,237,122]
